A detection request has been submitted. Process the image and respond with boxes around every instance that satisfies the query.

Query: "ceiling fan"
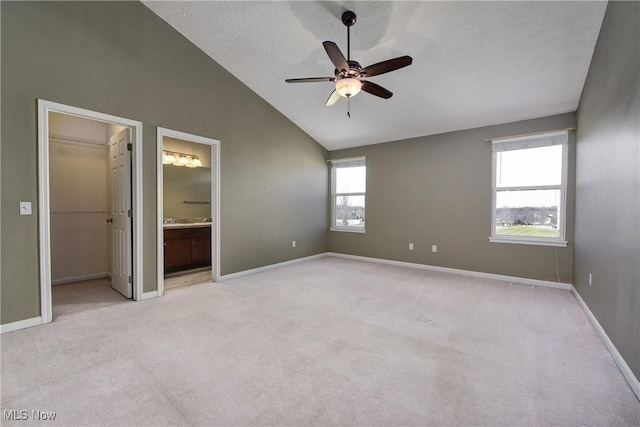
[285,10,413,116]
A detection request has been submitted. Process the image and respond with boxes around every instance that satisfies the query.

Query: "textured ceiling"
[143,1,607,151]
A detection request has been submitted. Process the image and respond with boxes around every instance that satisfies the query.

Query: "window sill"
[330,227,366,234]
[489,236,568,247]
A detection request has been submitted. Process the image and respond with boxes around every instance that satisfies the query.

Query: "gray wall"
[575,2,640,378]
[328,113,576,283]
[1,1,328,324]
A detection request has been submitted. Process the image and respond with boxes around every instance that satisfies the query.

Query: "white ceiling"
[143,1,607,151]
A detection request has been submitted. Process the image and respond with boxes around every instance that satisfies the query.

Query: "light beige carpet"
[51,278,128,319]
[1,257,638,426]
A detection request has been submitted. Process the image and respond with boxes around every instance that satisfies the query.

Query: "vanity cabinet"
[164,227,211,273]
[190,227,211,264]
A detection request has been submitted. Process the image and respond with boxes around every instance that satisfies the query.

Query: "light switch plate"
[20,201,32,215]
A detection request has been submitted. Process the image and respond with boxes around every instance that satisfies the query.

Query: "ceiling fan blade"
[325,90,341,106]
[362,81,393,99]
[285,77,334,83]
[323,41,349,72]
[361,55,413,77]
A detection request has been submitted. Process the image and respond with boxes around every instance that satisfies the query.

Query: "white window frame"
[330,157,366,233]
[489,131,569,247]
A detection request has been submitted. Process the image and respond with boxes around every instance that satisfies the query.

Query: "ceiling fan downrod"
[343,10,356,118]
[341,11,357,61]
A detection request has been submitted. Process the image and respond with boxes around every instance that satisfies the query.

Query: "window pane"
[496,145,562,187]
[336,166,366,193]
[335,195,365,227]
[495,189,561,238]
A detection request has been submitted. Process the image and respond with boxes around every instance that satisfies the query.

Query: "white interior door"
[109,128,132,298]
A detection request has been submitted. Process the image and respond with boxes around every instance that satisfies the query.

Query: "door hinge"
[127,209,133,218]
[128,275,133,284]
[127,142,132,151]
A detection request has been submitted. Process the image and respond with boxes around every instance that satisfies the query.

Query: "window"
[490,131,568,247]
[331,157,366,233]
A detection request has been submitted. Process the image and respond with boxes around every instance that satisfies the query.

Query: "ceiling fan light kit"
[285,10,413,117]
[335,78,362,98]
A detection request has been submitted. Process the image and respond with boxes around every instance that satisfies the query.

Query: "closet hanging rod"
[49,133,108,147]
[51,210,106,215]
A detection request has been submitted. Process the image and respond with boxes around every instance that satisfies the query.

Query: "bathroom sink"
[163,222,211,229]
[163,218,212,228]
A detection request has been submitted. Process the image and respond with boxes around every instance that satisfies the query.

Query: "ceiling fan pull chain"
[347,97,351,118]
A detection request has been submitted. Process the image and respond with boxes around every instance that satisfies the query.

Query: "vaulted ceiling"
[143,1,607,151]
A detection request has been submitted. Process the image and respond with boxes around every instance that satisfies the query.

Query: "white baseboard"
[1,316,43,334]
[52,273,109,286]
[571,286,640,401]
[140,290,159,301]
[219,252,572,289]
[219,253,327,281]
[326,252,572,290]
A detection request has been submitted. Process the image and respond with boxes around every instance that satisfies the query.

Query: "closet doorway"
[156,127,220,295]
[38,100,143,324]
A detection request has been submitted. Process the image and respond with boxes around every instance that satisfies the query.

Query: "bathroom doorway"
[156,128,220,295]
[38,100,144,324]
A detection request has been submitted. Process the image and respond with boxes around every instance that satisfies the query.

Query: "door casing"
[156,127,221,296]
[37,99,144,323]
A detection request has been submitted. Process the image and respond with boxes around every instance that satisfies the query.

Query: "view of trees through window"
[495,188,561,237]
[336,195,365,227]
[495,206,560,238]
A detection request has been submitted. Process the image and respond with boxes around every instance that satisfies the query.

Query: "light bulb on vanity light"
[185,156,197,168]
[174,155,189,167]
[191,157,202,167]
[163,152,176,164]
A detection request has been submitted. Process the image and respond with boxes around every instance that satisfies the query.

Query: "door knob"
[106,218,113,223]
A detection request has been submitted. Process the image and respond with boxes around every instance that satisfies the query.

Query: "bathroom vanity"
[163,223,211,274]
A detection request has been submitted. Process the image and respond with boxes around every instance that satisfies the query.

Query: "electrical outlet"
[432,245,437,253]
[588,273,592,286]
[408,243,414,250]
[292,240,296,248]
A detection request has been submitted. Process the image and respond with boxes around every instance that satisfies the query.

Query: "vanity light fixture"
[162,150,203,168]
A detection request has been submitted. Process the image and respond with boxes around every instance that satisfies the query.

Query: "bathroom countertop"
[163,222,212,229]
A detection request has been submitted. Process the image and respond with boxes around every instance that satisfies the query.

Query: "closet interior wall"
[49,113,124,285]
